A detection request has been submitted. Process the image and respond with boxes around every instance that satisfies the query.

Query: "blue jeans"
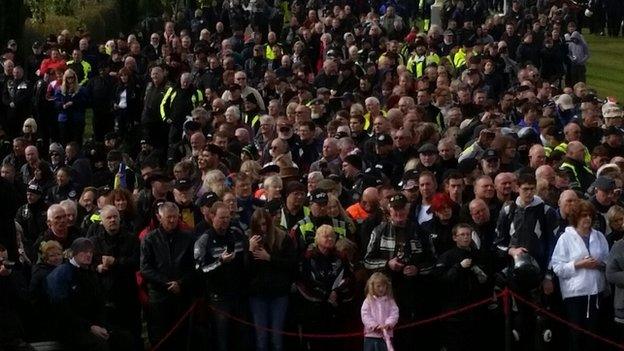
[249,295,289,351]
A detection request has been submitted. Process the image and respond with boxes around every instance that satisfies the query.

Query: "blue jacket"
[54,87,88,123]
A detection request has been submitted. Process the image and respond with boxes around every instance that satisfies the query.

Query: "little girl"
[361,272,399,351]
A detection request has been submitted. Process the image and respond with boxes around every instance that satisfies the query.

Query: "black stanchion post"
[503,288,512,351]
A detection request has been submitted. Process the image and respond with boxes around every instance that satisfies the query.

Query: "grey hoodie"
[565,31,590,65]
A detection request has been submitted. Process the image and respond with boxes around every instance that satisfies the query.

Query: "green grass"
[585,31,624,100]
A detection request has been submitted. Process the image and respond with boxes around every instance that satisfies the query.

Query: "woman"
[421,193,461,259]
[551,200,609,351]
[296,225,354,350]
[201,170,228,198]
[29,240,64,339]
[109,188,137,235]
[247,209,296,351]
[606,205,624,248]
[54,69,88,145]
[113,67,141,140]
[327,194,356,240]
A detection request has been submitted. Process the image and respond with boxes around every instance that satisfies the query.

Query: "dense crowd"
[1,0,624,351]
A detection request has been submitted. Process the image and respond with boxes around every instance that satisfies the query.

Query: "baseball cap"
[483,149,499,161]
[197,191,219,207]
[388,193,408,209]
[26,183,43,195]
[309,189,329,205]
[173,178,193,191]
[592,176,616,192]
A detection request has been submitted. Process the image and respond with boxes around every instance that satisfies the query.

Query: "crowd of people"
[1,0,624,350]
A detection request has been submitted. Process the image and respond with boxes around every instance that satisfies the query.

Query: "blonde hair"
[202,170,227,197]
[61,68,79,94]
[40,240,62,259]
[607,205,624,231]
[365,272,393,299]
[314,224,335,245]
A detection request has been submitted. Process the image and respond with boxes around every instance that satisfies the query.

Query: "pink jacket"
[361,295,400,338]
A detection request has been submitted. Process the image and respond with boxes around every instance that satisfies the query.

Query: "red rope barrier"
[509,291,624,350]
[149,300,199,351]
[207,291,505,338]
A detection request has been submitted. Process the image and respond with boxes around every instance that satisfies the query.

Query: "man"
[346,186,379,225]
[590,176,617,236]
[142,66,170,148]
[341,154,366,203]
[309,138,342,177]
[89,205,141,348]
[495,173,558,290]
[34,204,80,256]
[444,171,465,206]
[494,172,516,203]
[65,142,92,191]
[289,189,348,254]
[480,149,501,178]
[21,145,50,185]
[194,202,248,351]
[66,49,92,86]
[559,140,595,191]
[494,173,559,350]
[222,71,265,110]
[2,66,31,137]
[364,193,435,349]
[279,181,309,230]
[47,238,133,351]
[468,198,497,251]
[135,173,173,233]
[172,178,202,229]
[160,72,204,145]
[15,183,48,261]
[555,190,579,237]
[527,144,546,171]
[297,121,320,173]
[140,202,195,351]
[415,143,441,182]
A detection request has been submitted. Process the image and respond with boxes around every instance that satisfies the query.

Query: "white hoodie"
[550,226,608,299]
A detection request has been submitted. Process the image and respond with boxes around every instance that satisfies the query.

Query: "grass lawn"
[585,31,624,100]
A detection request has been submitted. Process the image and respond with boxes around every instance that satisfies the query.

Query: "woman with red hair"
[420,192,461,258]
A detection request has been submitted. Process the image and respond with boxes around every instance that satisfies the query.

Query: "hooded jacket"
[361,294,399,338]
[551,226,608,299]
[494,195,558,271]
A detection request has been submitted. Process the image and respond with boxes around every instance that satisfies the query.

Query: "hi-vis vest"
[159,87,204,122]
[553,143,591,166]
[66,59,92,86]
[449,49,466,70]
[363,110,388,132]
[265,44,278,61]
[297,216,347,246]
[280,206,310,229]
[244,113,262,131]
[407,53,440,77]
[559,161,593,190]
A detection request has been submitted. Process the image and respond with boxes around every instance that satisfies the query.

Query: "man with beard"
[141,66,170,148]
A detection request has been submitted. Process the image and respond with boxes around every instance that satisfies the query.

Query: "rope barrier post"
[503,288,512,351]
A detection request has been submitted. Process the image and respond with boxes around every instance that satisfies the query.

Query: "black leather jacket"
[140,226,195,303]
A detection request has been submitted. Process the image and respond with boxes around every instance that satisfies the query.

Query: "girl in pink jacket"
[360,272,399,351]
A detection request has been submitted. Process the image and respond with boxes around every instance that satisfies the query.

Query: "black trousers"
[147,297,192,351]
[563,294,600,351]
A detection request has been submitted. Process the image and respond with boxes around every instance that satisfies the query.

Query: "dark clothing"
[194,223,248,296]
[247,234,297,297]
[140,226,195,303]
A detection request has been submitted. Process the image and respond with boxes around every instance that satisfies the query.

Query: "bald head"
[469,198,490,224]
[558,189,579,218]
[361,187,379,213]
[528,144,546,168]
[536,165,555,184]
